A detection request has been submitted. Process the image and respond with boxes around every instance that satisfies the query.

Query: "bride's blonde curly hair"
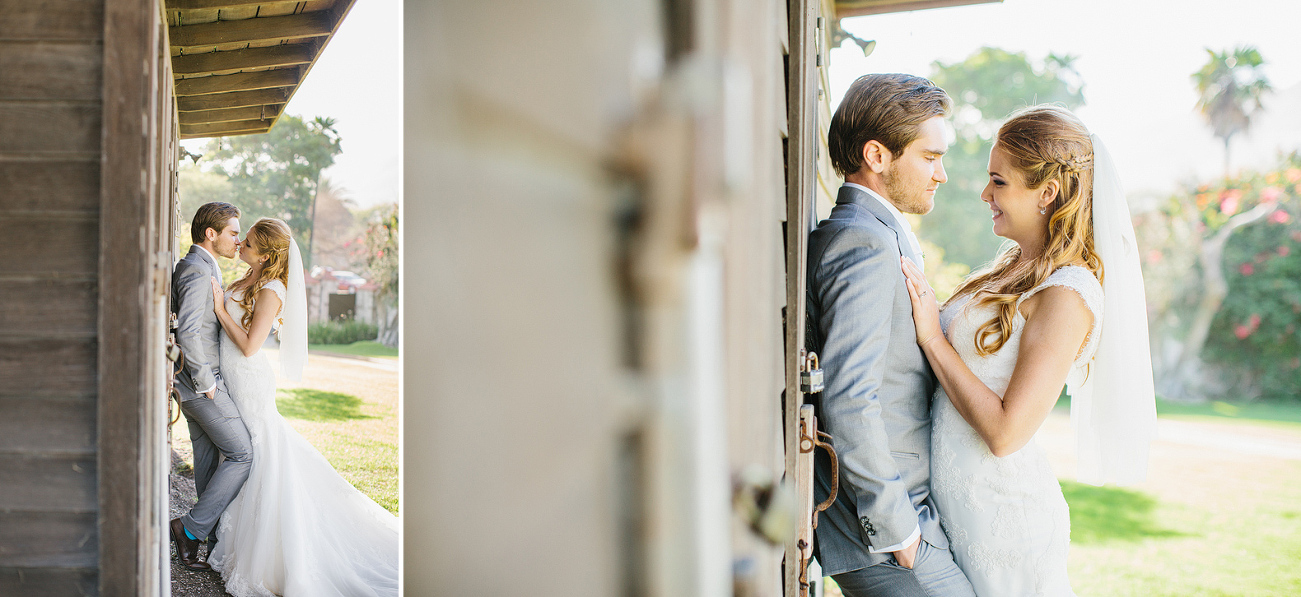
[234,217,292,331]
[945,105,1103,356]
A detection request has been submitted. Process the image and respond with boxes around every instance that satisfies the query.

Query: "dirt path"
[168,350,398,595]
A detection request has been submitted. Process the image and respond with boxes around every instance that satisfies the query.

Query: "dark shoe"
[170,518,211,570]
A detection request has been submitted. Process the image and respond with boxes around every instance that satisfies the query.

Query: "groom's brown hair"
[191,202,241,244]
[829,73,951,177]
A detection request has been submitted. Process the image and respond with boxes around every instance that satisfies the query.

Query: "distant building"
[307,266,378,325]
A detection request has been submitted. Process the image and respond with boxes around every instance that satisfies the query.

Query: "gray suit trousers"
[832,539,975,597]
[178,378,253,540]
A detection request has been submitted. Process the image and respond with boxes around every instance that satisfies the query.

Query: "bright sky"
[831,0,1301,200]
[182,0,400,209]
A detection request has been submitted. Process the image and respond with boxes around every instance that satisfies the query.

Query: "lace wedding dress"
[208,280,399,597]
[931,266,1102,597]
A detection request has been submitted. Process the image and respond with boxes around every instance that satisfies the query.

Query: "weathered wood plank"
[0,339,97,396]
[177,104,281,125]
[0,567,97,595]
[101,0,167,591]
[179,118,271,136]
[0,398,96,455]
[255,0,304,17]
[171,43,314,75]
[169,12,334,48]
[0,455,97,512]
[0,280,97,335]
[784,0,818,594]
[2,217,98,277]
[0,0,104,41]
[174,67,299,96]
[175,87,289,111]
[216,4,259,21]
[0,161,99,212]
[0,103,100,154]
[0,42,101,101]
[173,7,220,26]
[0,512,97,568]
[302,0,342,13]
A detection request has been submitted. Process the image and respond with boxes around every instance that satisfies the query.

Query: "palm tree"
[1192,46,1271,176]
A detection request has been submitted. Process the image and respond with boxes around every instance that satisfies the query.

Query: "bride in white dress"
[899,106,1156,596]
[205,217,398,597]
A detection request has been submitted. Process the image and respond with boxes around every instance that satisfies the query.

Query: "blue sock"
[184,526,198,541]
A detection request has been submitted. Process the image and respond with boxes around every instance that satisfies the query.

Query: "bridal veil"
[1069,134,1158,486]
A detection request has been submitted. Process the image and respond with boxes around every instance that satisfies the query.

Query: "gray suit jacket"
[172,245,224,401]
[807,185,946,576]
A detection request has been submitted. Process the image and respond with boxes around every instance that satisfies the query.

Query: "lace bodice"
[940,265,1103,397]
[224,279,286,328]
[930,266,1099,597]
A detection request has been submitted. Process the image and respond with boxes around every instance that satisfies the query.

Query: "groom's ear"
[862,140,890,174]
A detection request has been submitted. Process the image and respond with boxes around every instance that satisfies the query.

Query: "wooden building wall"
[0,0,175,593]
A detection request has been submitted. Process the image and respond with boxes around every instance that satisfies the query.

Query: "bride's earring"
[1040,206,1047,215]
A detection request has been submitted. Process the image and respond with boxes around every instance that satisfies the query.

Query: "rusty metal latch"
[799,417,838,529]
[167,313,184,427]
[797,411,838,597]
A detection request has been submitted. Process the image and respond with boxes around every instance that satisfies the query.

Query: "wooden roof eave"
[834,0,1002,18]
[167,0,358,139]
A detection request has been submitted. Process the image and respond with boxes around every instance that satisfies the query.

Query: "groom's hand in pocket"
[205,390,215,400]
[893,536,921,569]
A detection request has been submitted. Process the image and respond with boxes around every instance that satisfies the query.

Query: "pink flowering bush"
[1205,156,1301,401]
[1139,151,1301,401]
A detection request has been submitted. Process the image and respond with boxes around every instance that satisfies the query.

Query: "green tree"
[923,48,1085,269]
[1192,46,1271,176]
[201,115,343,263]
[177,164,233,225]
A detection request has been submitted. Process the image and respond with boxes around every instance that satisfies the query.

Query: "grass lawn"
[308,340,398,359]
[1155,398,1301,428]
[824,400,1301,596]
[1065,467,1301,596]
[275,354,399,514]
[1065,399,1301,596]
[276,388,398,514]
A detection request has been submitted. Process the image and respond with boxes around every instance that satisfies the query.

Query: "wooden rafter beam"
[166,0,297,9]
[175,68,299,96]
[169,12,334,48]
[835,0,1000,17]
[176,87,289,111]
[180,119,271,137]
[168,0,356,138]
[178,105,283,125]
[172,44,316,76]
[181,128,270,140]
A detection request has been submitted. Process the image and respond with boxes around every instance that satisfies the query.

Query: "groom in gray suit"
[170,202,254,570]
[807,74,975,596]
